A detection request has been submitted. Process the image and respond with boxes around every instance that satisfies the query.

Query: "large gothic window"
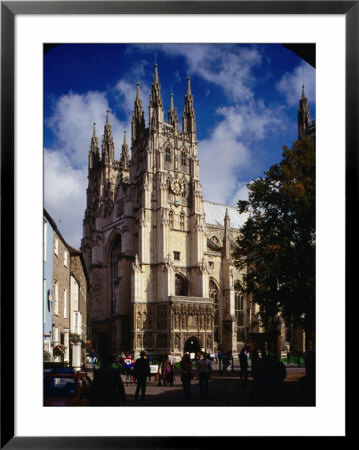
[180,212,185,230]
[110,235,121,314]
[181,150,187,166]
[209,279,219,343]
[234,281,244,335]
[175,274,188,296]
[165,146,172,162]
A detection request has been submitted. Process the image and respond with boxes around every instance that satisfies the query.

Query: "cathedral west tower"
[82,64,252,359]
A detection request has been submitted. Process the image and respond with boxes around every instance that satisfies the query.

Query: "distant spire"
[132,82,145,142]
[154,63,159,84]
[186,76,192,96]
[120,130,129,168]
[302,84,306,99]
[298,85,310,139]
[149,62,163,127]
[89,122,99,169]
[102,110,114,162]
[182,75,196,136]
[168,89,178,130]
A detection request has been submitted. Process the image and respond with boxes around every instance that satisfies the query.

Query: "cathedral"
[81,64,314,359]
[81,64,257,359]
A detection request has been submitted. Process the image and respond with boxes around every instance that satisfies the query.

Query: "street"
[85,362,306,407]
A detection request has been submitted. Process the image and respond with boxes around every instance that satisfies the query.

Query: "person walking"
[168,352,175,386]
[89,349,97,369]
[133,350,151,401]
[90,354,126,406]
[239,348,249,381]
[179,354,193,398]
[161,357,172,386]
[198,352,212,399]
[123,353,135,384]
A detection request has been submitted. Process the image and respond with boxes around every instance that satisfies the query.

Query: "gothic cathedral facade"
[81,65,256,359]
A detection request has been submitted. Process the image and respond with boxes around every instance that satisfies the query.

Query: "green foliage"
[234,138,315,342]
[44,350,52,362]
[69,333,86,348]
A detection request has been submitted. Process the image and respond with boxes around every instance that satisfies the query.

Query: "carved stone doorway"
[184,336,201,359]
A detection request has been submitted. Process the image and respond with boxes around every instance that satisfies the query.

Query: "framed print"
[1,1,353,447]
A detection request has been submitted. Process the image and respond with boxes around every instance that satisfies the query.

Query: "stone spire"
[298,85,310,139]
[167,87,178,131]
[88,122,100,169]
[223,209,231,259]
[149,63,164,129]
[102,110,115,163]
[131,82,145,143]
[182,76,196,137]
[120,130,129,169]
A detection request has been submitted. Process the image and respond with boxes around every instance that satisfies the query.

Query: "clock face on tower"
[170,179,182,195]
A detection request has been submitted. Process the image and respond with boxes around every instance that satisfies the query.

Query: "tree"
[234,137,315,349]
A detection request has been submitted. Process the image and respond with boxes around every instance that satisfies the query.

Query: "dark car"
[44,369,92,406]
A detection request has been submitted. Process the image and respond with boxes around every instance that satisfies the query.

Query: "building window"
[64,250,68,267]
[174,251,180,261]
[181,150,187,166]
[73,311,82,336]
[175,274,188,296]
[53,326,59,345]
[169,210,174,228]
[209,280,219,342]
[54,237,59,256]
[71,276,79,312]
[234,281,244,333]
[165,146,171,162]
[210,235,220,247]
[63,288,68,319]
[54,281,59,316]
[180,212,185,230]
[181,182,187,199]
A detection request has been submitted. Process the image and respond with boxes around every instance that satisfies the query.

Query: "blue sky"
[44,43,315,249]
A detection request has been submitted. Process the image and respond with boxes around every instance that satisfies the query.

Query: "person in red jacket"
[123,353,135,384]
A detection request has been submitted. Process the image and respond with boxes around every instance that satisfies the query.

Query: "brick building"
[44,209,88,367]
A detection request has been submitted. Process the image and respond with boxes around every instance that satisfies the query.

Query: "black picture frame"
[1,1,352,447]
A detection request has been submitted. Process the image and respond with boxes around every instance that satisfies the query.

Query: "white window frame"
[64,250,68,267]
[54,237,59,256]
[63,287,68,319]
[53,326,59,345]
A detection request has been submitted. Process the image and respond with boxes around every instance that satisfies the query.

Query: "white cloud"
[199,101,282,206]
[44,149,87,249]
[46,91,129,167]
[276,61,316,106]
[157,44,262,101]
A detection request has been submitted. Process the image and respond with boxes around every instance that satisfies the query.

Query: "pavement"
[85,361,306,407]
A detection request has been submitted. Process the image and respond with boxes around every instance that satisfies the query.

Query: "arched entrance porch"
[184,336,201,359]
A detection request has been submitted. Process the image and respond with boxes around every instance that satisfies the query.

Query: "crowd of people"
[88,347,315,406]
